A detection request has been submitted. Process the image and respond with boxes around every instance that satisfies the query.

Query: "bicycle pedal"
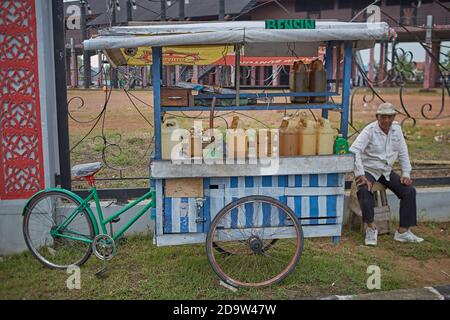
[95,266,109,277]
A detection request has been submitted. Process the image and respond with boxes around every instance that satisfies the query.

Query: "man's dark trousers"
[356,171,417,228]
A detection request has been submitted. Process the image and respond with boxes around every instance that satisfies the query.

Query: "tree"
[440,50,450,75]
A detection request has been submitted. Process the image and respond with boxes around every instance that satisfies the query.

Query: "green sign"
[265,19,316,30]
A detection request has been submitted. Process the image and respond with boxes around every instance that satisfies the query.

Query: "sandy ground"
[66,88,450,187]
[67,88,450,133]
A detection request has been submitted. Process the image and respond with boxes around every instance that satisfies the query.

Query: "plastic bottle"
[316,117,337,155]
[309,59,327,103]
[190,123,203,159]
[257,129,274,158]
[279,118,298,157]
[297,117,316,155]
[226,116,247,160]
[162,118,181,160]
[334,134,349,155]
[289,61,309,103]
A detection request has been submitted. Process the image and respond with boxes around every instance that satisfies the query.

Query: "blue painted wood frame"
[340,41,352,138]
[322,41,334,119]
[152,47,162,160]
[161,103,341,112]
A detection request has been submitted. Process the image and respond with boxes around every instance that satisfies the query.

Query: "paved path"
[321,285,450,300]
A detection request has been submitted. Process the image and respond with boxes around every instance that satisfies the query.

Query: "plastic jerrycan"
[279,118,298,157]
[297,118,317,155]
[309,60,327,103]
[162,117,181,160]
[289,61,309,103]
[316,117,337,155]
[226,116,247,160]
[190,122,203,159]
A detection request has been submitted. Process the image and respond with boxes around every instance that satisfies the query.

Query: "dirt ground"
[67,88,450,132]
[343,222,450,287]
[66,88,450,188]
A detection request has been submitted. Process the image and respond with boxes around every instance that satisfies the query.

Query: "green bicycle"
[22,162,155,269]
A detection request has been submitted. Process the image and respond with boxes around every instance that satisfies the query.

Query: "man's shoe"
[394,230,424,243]
[365,227,378,246]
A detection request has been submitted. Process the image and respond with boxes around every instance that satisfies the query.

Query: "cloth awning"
[84,21,393,66]
[84,21,393,51]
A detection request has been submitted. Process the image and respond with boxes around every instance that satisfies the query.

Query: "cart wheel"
[206,195,303,288]
[212,239,278,256]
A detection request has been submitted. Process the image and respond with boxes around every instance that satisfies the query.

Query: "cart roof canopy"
[83,21,393,66]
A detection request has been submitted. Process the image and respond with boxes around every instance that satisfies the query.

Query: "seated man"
[349,102,424,246]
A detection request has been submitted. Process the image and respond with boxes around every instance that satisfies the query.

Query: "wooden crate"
[161,87,194,107]
[165,178,204,198]
[347,181,391,235]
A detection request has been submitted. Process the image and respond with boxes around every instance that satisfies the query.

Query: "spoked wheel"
[23,191,95,269]
[206,195,303,288]
[212,239,278,256]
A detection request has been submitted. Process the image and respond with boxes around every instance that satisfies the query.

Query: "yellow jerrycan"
[226,116,247,160]
[316,117,337,155]
[289,61,309,103]
[309,59,327,103]
[297,117,317,156]
[279,118,298,157]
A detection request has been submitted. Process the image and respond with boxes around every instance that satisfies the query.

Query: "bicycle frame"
[52,187,156,243]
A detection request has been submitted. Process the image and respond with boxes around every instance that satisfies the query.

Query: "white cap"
[376,102,397,115]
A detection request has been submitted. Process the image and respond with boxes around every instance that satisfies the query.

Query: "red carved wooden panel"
[0,0,45,199]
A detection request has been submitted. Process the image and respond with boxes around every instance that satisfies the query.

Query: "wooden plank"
[165,178,204,198]
[151,154,354,178]
[155,179,164,236]
[155,224,342,246]
[284,187,345,196]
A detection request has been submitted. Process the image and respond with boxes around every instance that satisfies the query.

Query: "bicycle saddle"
[71,162,102,179]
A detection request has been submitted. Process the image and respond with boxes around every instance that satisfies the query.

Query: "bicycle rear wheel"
[206,195,303,288]
[23,191,95,269]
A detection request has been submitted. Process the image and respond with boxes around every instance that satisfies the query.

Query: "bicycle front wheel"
[23,191,95,269]
[206,195,303,288]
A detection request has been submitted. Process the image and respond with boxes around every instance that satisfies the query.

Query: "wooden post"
[70,38,78,87]
[272,65,279,86]
[142,66,147,88]
[368,47,374,82]
[215,66,220,86]
[175,65,181,83]
[250,66,256,86]
[423,15,434,89]
[379,41,385,85]
[98,51,103,88]
[259,66,265,85]
[192,65,198,84]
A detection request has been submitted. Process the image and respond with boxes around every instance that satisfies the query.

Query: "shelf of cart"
[195,92,339,100]
[160,103,343,112]
[151,154,354,179]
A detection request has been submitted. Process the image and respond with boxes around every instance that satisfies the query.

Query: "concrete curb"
[320,284,450,300]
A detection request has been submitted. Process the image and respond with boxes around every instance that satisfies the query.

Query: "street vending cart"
[84,20,393,287]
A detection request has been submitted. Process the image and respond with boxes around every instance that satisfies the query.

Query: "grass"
[68,120,450,190]
[1,222,448,300]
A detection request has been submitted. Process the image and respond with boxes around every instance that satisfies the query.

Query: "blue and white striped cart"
[84,20,392,287]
